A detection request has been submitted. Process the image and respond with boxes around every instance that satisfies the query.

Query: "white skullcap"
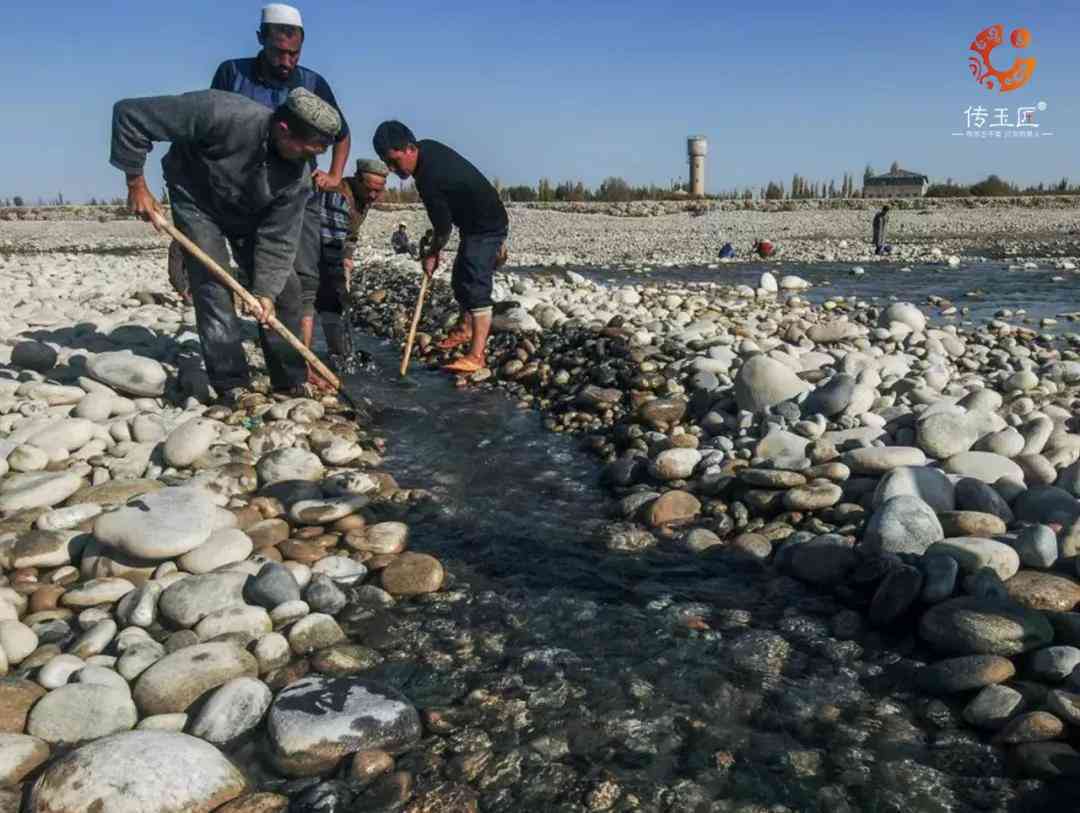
[261,4,303,27]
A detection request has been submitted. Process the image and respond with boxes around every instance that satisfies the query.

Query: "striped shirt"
[319,184,368,267]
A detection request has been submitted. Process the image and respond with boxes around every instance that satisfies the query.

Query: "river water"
[337,262,1079,810]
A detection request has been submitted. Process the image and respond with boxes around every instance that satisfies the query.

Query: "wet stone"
[963,684,1025,730]
[1013,524,1058,569]
[918,655,1015,694]
[1005,570,1080,612]
[869,565,923,626]
[266,676,422,777]
[919,597,1053,656]
[996,711,1065,744]
[1028,646,1080,683]
[920,554,959,604]
[380,553,445,595]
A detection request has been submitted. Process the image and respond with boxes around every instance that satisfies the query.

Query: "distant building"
[863,168,929,198]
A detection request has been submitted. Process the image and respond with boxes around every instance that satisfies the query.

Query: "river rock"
[919,597,1053,655]
[163,418,219,468]
[954,477,1014,523]
[803,374,856,417]
[26,684,137,744]
[926,538,1020,580]
[862,496,943,555]
[93,486,217,560]
[288,613,345,655]
[188,677,272,746]
[133,642,257,715]
[873,466,956,513]
[265,676,422,776]
[943,452,1025,484]
[380,553,445,595]
[27,730,246,812]
[1013,485,1080,525]
[918,655,1015,694]
[0,471,84,515]
[289,495,369,525]
[11,341,57,373]
[843,447,927,475]
[0,732,50,786]
[938,511,1007,538]
[159,572,249,628]
[920,554,960,603]
[645,490,700,527]
[880,302,926,333]
[963,685,1025,730]
[734,355,809,412]
[178,528,254,574]
[917,412,983,459]
[1029,646,1080,683]
[996,711,1065,744]
[1005,570,1080,612]
[12,530,77,569]
[247,563,301,608]
[0,678,46,733]
[785,534,857,586]
[62,577,136,607]
[256,448,325,487]
[86,351,166,397]
[650,448,701,480]
[869,565,923,626]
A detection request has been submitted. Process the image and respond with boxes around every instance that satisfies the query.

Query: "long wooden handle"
[400,274,430,377]
[152,212,342,392]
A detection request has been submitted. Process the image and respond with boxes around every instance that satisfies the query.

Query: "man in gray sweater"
[111,87,340,402]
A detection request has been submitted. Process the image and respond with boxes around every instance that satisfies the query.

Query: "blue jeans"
[169,184,307,392]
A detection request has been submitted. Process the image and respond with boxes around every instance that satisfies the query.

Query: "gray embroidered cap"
[285,87,341,140]
[355,158,390,177]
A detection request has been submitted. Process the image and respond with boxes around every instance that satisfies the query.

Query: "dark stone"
[869,565,924,626]
[305,575,347,616]
[246,562,301,609]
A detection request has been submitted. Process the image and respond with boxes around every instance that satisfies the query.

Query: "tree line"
[4,164,1080,207]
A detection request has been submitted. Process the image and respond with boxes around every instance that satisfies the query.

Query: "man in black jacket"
[373,121,508,374]
[111,87,341,401]
[872,205,891,255]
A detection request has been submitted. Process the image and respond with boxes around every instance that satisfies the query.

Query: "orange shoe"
[437,331,472,350]
[442,357,487,374]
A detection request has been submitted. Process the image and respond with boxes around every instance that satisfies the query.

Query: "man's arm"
[110,92,213,226]
[311,75,350,191]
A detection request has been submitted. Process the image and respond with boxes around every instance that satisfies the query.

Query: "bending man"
[111,87,341,403]
[373,121,508,375]
[316,158,389,360]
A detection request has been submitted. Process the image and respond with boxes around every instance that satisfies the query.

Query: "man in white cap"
[211,3,351,388]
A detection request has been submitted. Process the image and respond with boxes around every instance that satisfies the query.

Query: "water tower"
[687,135,707,197]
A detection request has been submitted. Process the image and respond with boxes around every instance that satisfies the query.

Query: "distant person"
[752,238,775,258]
[210,3,351,382]
[718,242,735,259]
[112,87,342,403]
[315,158,389,365]
[373,120,509,375]
[873,205,892,255]
[391,223,415,256]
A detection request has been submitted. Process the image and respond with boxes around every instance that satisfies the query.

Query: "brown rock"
[917,655,1015,694]
[404,783,479,813]
[1006,570,1080,612]
[0,678,46,733]
[350,749,394,787]
[333,515,367,533]
[995,711,1065,744]
[645,490,701,527]
[279,540,328,564]
[938,511,1008,538]
[28,584,64,613]
[381,553,445,596]
[231,506,264,531]
[65,478,162,508]
[250,497,284,519]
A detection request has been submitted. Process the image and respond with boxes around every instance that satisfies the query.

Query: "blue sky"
[3,0,1077,201]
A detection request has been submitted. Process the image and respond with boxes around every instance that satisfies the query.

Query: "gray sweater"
[111,90,310,299]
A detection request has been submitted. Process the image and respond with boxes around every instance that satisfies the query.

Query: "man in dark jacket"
[211,3,351,379]
[873,205,891,255]
[111,87,341,402]
[373,120,508,375]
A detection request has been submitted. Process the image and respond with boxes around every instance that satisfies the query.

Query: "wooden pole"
[399,273,430,377]
[151,212,343,393]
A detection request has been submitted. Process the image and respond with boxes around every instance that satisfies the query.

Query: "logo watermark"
[969,23,1036,93]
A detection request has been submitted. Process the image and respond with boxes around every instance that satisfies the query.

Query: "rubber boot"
[321,313,346,356]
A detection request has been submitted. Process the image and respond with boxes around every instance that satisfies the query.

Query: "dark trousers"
[451,231,507,313]
[296,190,322,317]
[169,185,307,392]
